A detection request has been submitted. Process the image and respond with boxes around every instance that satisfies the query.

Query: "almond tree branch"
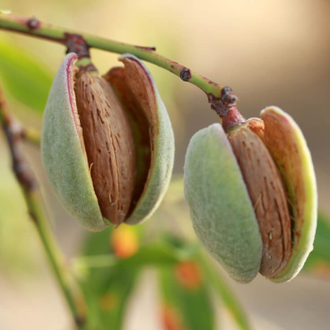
[0,13,237,113]
[0,85,86,329]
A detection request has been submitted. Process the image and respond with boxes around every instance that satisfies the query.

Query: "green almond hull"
[41,53,106,231]
[184,124,262,283]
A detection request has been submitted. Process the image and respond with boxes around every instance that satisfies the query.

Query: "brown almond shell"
[75,73,137,225]
[227,125,292,277]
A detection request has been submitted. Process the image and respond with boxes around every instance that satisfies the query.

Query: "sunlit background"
[0,0,329,329]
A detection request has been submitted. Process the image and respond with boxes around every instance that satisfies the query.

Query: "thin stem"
[24,191,87,328]
[0,13,232,101]
[0,86,86,329]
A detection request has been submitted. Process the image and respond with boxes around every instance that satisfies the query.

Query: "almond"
[41,53,175,231]
[184,107,317,283]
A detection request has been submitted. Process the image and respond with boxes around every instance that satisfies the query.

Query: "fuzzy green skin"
[121,54,175,225]
[184,124,262,283]
[41,53,106,231]
[261,107,318,283]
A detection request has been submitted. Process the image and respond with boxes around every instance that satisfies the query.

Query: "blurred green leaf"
[79,227,140,330]
[77,227,201,329]
[197,253,251,330]
[160,233,250,330]
[82,226,112,257]
[81,267,139,330]
[158,260,215,330]
[75,242,195,275]
[117,243,184,268]
[0,37,53,113]
[304,212,330,273]
[311,212,330,262]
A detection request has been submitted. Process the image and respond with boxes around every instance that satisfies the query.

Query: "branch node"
[208,87,246,130]
[27,17,40,30]
[208,86,238,117]
[64,33,90,59]
[180,67,192,81]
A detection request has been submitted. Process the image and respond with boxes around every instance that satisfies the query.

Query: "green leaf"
[0,37,53,113]
[197,253,252,330]
[74,243,188,275]
[158,260,215,330]
[304,212,330,271]
[116,244,182,268]
[78,227,140,330]
[82,227,112,257]
[81,267,139,330]
[159,234,250,329]
[77,228,201,329]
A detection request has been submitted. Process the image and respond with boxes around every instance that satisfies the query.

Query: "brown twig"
[0,87,36,191]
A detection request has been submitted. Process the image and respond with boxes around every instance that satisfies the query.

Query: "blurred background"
[0,0,329,329]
